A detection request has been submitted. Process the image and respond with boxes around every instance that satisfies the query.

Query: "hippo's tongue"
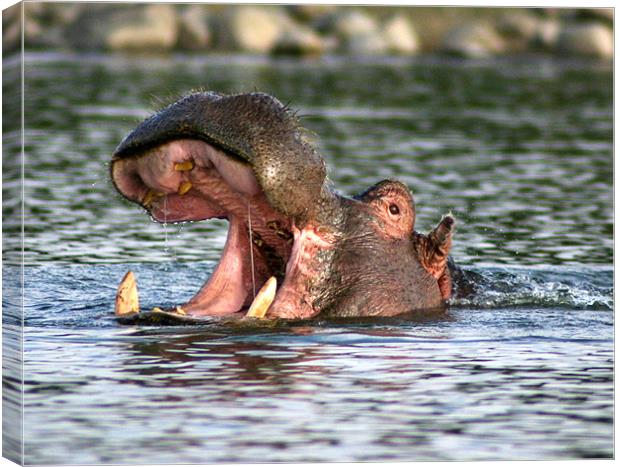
[182,215,255,315]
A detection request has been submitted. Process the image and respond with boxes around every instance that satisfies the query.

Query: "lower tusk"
[115,271,140,316]
[178,181,192,196]
[246,276,277,319]
[174,161,194,171]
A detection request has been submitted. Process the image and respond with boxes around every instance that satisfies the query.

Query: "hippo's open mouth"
[111,138,322,318]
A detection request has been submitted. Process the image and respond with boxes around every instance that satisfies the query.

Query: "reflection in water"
[23,316,613,463]
[124,333,328,390]
[120,310,456,389]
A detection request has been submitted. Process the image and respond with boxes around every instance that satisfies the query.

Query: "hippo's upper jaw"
[111,92,455,321]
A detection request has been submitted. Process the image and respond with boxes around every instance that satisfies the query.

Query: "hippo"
[111,91,455,322]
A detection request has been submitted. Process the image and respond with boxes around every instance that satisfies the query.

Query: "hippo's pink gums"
[111,92,455,320]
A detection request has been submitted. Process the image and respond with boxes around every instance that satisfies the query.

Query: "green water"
[2,52,613,463]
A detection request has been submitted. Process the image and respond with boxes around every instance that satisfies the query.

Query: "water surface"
[2,52,613,463]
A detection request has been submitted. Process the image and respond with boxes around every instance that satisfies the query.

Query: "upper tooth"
[246,277,277,319]
[142,190,164,207]
[174,161,194,171]
[178,181,192,195]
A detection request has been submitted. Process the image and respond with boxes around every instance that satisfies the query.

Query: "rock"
[557,22,613,59]
[532,19,561,50]
[272,26,326,56]
[538,8,563,19]
[106,4,178,51]
[2,4,21,54]
[67,4,178,51]
[287,4,338,22]
[497,11,541,53]
[498,12,539,39]
[215,6,292,53]
[381,15,419,55]
[23,12,42,43]
[348,33,389,55]
[331,10,388,55]
[333,9,378,37]
[441,23,505,58]
[21,3,68,49]
[576,8,613,24]
[176,5,210,50]
[65,4,110,49]
[35,3,83,26]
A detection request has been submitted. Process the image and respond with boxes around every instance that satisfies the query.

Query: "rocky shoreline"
[3,4,614,60]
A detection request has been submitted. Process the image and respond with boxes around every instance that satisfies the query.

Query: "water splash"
[452,265,612,310]
[18,263,612,330]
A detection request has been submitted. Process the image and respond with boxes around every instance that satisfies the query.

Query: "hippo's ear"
[114,92,327,224]
[357,180,416,238]
[412,214,455,299]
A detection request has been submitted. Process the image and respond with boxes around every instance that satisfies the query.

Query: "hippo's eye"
[389,203,400,216]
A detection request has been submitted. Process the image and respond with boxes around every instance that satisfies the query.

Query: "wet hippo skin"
[111,92,456,320]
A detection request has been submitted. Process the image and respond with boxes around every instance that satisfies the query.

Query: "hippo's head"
[111,92,454,320]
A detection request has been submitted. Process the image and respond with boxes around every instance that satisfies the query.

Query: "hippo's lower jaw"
[112,138,332,320]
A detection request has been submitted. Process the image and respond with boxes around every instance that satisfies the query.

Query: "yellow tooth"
[175,306,187,315]
[115,271,140,316]
[246,276,277,319]
[178,181,192,196]
[142,190,164,207]
[142,190,155,207]
[174,161,194,172]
